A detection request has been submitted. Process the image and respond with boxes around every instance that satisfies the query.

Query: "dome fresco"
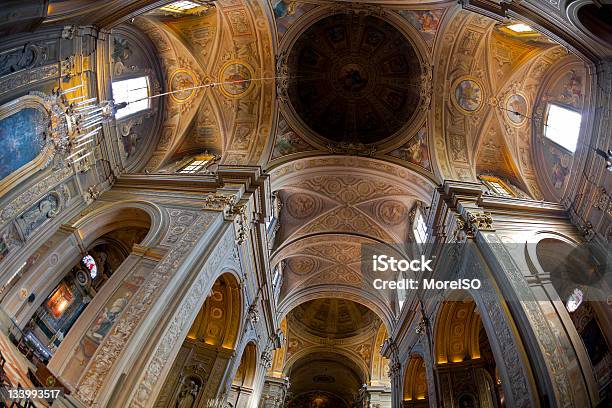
[288,298,380,339]
[286,13,421,144]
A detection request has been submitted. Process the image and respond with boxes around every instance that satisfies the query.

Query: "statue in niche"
[176,379,200,408]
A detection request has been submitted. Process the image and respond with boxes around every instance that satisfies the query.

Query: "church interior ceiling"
[0,0,607,407]
[100,3,592,402]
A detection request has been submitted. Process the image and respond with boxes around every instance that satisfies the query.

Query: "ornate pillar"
[431,180,601,407]
[257,376,289,408]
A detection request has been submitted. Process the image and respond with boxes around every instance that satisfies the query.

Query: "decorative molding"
[326,142,377,157]
[126,229,235,408]
[75,212,218,406]
[0,63,59,96]
[0,167,72,223]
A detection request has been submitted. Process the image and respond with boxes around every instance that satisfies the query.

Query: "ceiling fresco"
[104,2,593,404]
[285,13,421,144]
[288,298,380,339]
[135,0,276,170]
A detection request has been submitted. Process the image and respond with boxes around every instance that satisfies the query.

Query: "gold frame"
[0,95,54,199]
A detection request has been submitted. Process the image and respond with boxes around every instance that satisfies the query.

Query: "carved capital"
[260,350,273,368]
[466,211,494,231]
[202,193,236,214]
[454,211,494,241]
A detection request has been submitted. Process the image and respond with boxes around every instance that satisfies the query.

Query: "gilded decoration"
[218,60,254,98]
[0,95,54,197]
[169,68,198,103]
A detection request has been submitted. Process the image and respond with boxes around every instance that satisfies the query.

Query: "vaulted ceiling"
[99,1,594,405]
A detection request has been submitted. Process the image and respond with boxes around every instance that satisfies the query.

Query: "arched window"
[544,103,582,153]
[111,76,150,119]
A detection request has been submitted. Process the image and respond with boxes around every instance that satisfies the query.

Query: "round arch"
[188,272,242,350]
[71,200,166,248]
[402,354,428,405]
[232,341,258,389]
[278,287,394,335]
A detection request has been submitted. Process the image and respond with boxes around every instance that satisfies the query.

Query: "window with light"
[160,1,200,12]
[111,76,150,119]
[544,103,582,153]
[413,209,428,245]
[179,159,210,174]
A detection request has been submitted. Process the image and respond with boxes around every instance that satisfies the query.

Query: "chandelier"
[40,84,123,171]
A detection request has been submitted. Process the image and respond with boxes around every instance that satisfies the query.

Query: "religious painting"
[506,94,528,125]
[46,283,73,319]
[559,69,583,107]
[389,128,431,171]
[548,146,571,190]
[454,79,483,112]
[219,61,253,98]
[169,69,197,103]
[398,9,444,46]
[272,119,313,159]
[0,106,47,181]
[86,282,136,343]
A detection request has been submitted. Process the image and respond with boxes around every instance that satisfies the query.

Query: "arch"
[278,287,394,335]
[283,346,369,382]
[71,200,166,248]
[402,354,428,404]
[283,349,366,408]
[187,272,242,350]
[232,341,258,389]
[269,155,435,201]
[527,235,611,400]
[433,294,481,364]
[432,290,503,407]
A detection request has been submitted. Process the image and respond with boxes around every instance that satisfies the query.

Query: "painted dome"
[287,13,421,144]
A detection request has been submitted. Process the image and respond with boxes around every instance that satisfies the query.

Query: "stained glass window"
[82,254,98,279]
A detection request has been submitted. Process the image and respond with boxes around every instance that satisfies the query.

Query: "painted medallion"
[454,79,483,112]
[219,61,254,98]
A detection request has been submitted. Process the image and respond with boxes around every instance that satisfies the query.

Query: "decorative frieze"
[0,167,72,223]
[0,63,59,96]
